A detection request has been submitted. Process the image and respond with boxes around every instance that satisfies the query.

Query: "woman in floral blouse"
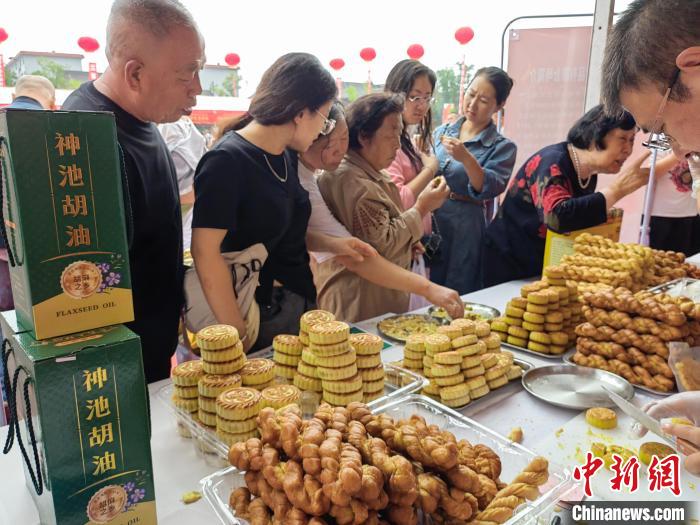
[482,105,650,286]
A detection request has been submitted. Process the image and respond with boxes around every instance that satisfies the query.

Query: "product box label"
[0,109,133,339]
[5,323,156,525]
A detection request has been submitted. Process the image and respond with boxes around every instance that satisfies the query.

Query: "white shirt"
[651,158,698,218]
[298,161,352,263]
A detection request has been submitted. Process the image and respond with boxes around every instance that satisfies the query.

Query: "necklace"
[568,143,591,189]
[263,153,288,183]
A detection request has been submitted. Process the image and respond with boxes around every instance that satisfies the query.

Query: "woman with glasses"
[384,60,440,248]
[315,93,450,321]
[430,67,517,294]
[482,105,649,287]
[299,102,464,319]
[191,53,337,350]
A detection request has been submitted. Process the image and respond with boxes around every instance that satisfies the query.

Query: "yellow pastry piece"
[172,395,198,412]
[198,373,242,398]
[261,384,301,409]
[527,341,550,354]
[360,364,384,382]
[544,323,564,332]
[530,332,551,344]
[422,380,441,396]
[507,335,528,347]
[506,365,523,380]
[171,360,204,387]
[435,373,465,387]
[404,348,424,360]
[322,373,363,394]
[405,333,428,351]
[480,353,497,369]
[488,375,508,389]
[362,378,385,393]
[450,318,476,335]
[356,354,382,369]
[545,312,564,324]
[349,333,383,355]
[300,310,335,333]
[507,326,529,339]
[451,334,479,349]
[505,305,525,319]
[313,348,356,368]
[549,345,567,355]
[456,343,481,357]
[239,358,276,386]
[470,384,491,399]
[508,427,523,443]
[437,325,463,340]
[293,372,322,392]
[274,363,297,379]
[440,383,470,401]
[196,324,240,351]
[464,364,486,378]
[670,417,693,426]
[173,384,199,399]
[475,322,491,337]
[322,388,363,406]
[443,395,471,408]
[316,363,358,381]
[461,355,481,369]
[585,407,618,430]
[435,351,463,365]
[217,415,258,434]
[425,334,452,353]
[639,442,676,465]
[272,334,303,356]
[549,332,569,346]
[402,357,423,370]
[484,365,506,381]
[526,303,548,315]
[216,387,262,421]
[466,376,486,390]
[273,351,300,367]
[309,341,351,357]
[521,321,544,332]
[505,316,524,327]
[309,321,350,345]
[296,361,317,378]
[527,292,549,305]
[216,428,259,445]
[203,354,246,375]
[181,491,202,505]
[523,312,545,324]
[490,319,509,333]
[510,297,528,309]
[484,333,501,349]
[431,363,461,377]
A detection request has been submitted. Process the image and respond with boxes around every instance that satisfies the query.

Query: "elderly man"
[602,0,700,159]
[9,74,55,110]
[62,0,205,382]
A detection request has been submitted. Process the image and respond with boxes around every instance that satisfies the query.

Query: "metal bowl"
[522,364,634,410]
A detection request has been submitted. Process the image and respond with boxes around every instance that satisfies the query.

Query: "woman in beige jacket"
[317,93,449,321]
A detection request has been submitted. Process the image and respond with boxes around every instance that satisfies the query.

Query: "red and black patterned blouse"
[484,142,607,278]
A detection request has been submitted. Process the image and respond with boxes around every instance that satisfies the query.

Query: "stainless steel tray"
[521,364,634,410]
[646,277,700,297]
[562,350,675,397]
[202,393,576,525]
[376,313,446,343]
[157,361,427,461]
[428,302,501,322]
[501,341,567,360]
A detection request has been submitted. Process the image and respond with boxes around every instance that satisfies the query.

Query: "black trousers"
[647,215,700,257]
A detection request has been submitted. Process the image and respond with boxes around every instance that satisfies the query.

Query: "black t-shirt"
[192,131,315,304]
[62,82,184,383]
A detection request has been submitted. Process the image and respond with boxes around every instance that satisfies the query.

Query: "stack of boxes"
[0,109,156,524]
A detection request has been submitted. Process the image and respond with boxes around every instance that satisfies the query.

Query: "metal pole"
[458,54,466,114]
[0,54,5,88]
[639,149,659,246]
[584,0,615,111]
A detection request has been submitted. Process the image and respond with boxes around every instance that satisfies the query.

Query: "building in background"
[5,50,88,85]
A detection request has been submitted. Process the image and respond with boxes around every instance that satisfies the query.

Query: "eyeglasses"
[642,68,681,151]
[407,94,435,105]
[316,110,336,136]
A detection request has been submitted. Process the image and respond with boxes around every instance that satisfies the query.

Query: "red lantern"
[329,58,345,71]
[225,53,240,67]
[454,26,474,45]
[77,36,99,53]
[0,28,8,44]
[360,47,376,62]
[407,44,424,60]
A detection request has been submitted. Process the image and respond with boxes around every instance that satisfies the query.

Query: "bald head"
[106,0,200,64]
[14,75,56,109]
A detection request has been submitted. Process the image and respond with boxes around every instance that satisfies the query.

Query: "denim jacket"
[433,118,517,201]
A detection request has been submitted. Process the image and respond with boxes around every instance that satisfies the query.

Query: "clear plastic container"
[156,362,427,462]
[201,393,577,525]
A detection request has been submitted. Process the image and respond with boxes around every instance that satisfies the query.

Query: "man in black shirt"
[63,0,205,382]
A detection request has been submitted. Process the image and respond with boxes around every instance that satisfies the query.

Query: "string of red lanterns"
[455,26,475,114]
[0,27,8,88]
[77,36,100,80]
[407,44,424,60]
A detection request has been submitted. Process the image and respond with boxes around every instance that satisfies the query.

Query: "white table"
[0,281,662,524]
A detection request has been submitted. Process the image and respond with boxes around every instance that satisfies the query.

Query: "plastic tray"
[563,349,675,397]
[156,362,427,462]
[201,393,576,525]
[501,341,567,361]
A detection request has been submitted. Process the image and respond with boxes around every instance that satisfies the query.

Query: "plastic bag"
[668,341,700,392]
[409,256,431,311]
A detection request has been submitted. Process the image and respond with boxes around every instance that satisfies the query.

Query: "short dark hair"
[602,0,696,115]
[385,59,437,171]
[567,104,636,150]
[472,66,514,106]
[347,93,404,150]
[227,52,337,132]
